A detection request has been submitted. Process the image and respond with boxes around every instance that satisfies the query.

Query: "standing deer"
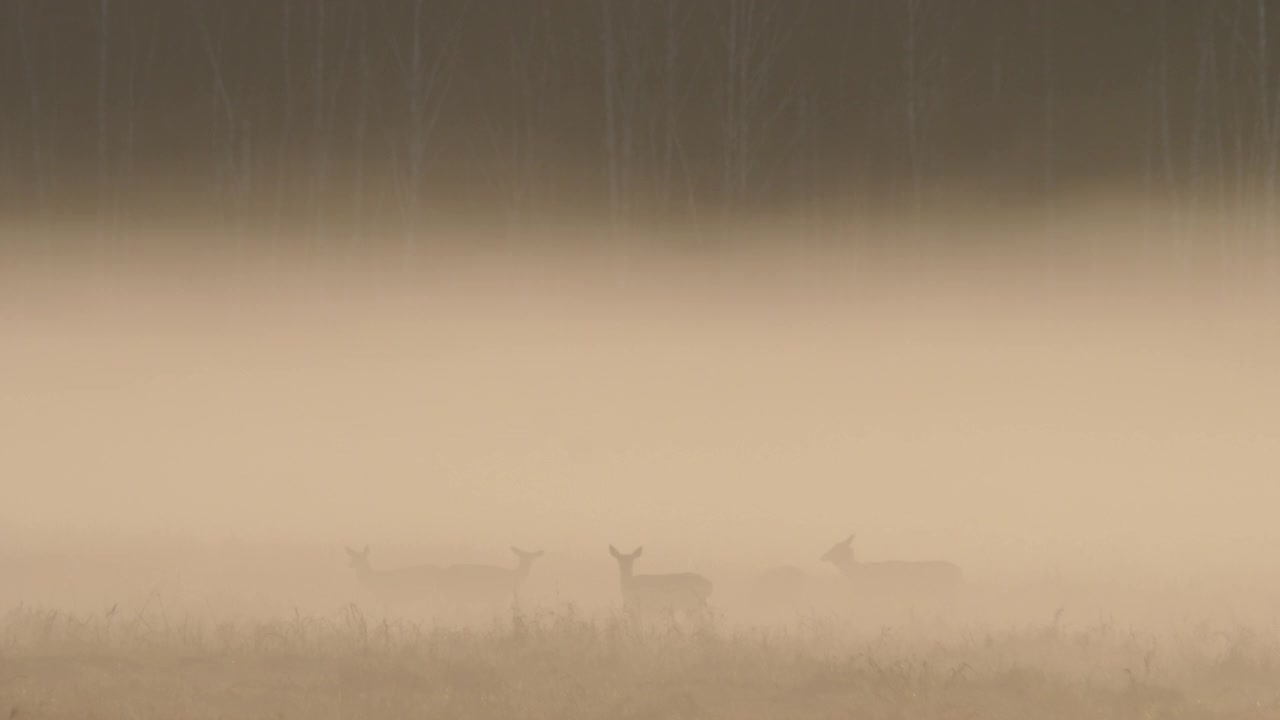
[821,534,962,594]
[346,545,544,609]
[345,545,442,604]
[609,545,712,620]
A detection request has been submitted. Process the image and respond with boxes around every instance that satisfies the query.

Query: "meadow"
[3,592,1279,719]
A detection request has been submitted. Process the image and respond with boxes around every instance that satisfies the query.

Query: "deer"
[433,547,545,604]
[609,545,713,620]
[344,545,443,604]
[820,534,962,595]
[345,545,543,608]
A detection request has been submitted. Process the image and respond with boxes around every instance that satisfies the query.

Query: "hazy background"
[2,2,1280,633]
[4,229,1279,626]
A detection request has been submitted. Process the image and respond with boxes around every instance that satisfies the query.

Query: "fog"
[4,213,1278,633]
[8,2,1280,714]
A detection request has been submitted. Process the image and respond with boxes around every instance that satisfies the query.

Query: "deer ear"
[843,534,855,546]
[634,546,643,558]
[609,545,620,558]
[362,545,370,555]
[345,546,356,556]
[511,546,521,556]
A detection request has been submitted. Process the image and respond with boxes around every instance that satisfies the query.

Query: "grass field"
[3,600,1278,720]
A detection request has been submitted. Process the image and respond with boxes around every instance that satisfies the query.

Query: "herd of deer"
[346,534,962,619]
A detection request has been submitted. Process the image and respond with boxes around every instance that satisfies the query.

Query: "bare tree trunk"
[1042,0,1054,217]
[311,0,327,246]
[1156,0,1178,210]
[98,0,110,243]
[15,1,47,213]
[1261,0,1280,242]
[725,0,753,209]
[487,5,552,232]
[118,0,150,229]
[407,0,426,217]
[1258,0,1271,223]
[352,7,370,242]
[189,0,239,225]
[275,0,292,237]
[1190,2,1219,219]
[723,0,739,210]
[662,0,679,211]
[905,0,923,220]
[1208,13,1227,223]
[389,0,469,255]
[720,0,791,217]
[601,0,620,227]
[618,6,642,224]
[1228,1,1247,227]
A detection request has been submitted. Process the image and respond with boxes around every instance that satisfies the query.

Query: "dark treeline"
[2,1,1279,245]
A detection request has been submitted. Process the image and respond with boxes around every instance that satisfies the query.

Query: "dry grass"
[2,603,1278,719]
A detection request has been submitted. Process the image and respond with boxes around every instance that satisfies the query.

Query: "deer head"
[820,534,856,566]
[609,545,643,576]
[345,545,372,573]
[512,546,544,572]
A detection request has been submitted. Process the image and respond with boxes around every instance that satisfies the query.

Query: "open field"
[3,533,1278,719]
[3,538,1279,720]
[3,599,1280,720]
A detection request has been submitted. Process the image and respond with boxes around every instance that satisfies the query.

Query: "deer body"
[610,545,712,618]
[821,534,961,594]
[345,546,443,603]
[346,546,543,607]
[435,547,544,602]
